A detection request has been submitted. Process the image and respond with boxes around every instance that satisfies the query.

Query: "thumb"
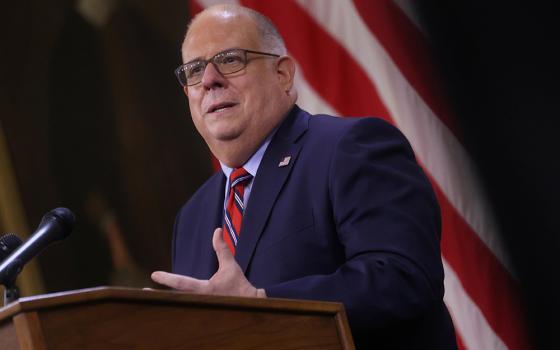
[213,227,234,265]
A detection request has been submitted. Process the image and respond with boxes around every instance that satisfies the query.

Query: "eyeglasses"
[174,48,280,87]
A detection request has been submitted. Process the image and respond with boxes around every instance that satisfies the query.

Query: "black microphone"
[0,233,23,262]
[0,207,75,286]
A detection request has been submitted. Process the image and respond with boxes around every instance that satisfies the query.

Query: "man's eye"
[187,64,204,76]
[219,55,243,65]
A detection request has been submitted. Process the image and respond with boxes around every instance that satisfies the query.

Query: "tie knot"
[229,167,252,189]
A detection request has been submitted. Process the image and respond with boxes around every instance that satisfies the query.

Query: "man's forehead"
[182,11,259,61]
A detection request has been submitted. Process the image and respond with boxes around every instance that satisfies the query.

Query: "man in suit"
[152,4,457,348]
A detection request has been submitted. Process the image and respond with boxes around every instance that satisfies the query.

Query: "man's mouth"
[207,102,237,113]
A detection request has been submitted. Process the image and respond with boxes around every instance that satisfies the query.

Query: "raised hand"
[151,228,266,298]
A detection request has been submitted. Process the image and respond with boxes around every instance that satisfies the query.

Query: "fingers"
[212,227,234,265]
[150,228,258,298]
[151,271,208,293]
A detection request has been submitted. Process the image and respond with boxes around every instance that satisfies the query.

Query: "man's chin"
[208,130,242,143]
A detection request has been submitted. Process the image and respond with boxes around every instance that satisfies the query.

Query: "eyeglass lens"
[181,50,246,86]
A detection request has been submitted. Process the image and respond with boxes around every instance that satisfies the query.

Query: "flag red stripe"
[351,0,458,135]
[434,179,531,350]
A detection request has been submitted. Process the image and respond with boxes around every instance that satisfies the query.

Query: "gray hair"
[242,6,286,55]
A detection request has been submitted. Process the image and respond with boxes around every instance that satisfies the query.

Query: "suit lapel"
[200,172,226,276]
[235,106,309,273]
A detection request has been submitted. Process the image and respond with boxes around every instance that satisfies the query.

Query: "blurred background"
[0,0,211,294]
[1,1,559,349]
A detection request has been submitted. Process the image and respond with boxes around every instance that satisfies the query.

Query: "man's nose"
[201,63,227,90]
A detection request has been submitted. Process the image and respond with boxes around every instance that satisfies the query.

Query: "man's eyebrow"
[184,56,204,65]
[183,48,241,65]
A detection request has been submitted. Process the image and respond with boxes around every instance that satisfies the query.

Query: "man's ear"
[276,56,296,93]
[183,85,189,97]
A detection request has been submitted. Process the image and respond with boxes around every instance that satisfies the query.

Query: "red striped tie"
[223,167,253,255]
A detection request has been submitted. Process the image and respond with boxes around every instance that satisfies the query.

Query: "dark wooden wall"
[0,0,212,292]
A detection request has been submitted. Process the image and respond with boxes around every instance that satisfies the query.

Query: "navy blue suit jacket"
[173,105,457,349]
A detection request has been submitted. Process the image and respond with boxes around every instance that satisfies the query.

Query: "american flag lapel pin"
[278,156,291,167]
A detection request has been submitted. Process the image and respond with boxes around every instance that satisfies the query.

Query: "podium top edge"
[0,286,344,321]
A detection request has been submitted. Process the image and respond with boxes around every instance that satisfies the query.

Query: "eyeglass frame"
[174,48,281,87]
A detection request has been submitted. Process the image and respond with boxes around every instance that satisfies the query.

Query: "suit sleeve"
[265,117,445,334]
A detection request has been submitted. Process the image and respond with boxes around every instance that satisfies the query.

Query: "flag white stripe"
[296,0,512,276]
[443,258,508,350]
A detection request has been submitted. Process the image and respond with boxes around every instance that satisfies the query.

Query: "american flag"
[189,1,530,348]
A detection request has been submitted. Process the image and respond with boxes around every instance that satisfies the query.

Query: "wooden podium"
[0,287,354,349]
